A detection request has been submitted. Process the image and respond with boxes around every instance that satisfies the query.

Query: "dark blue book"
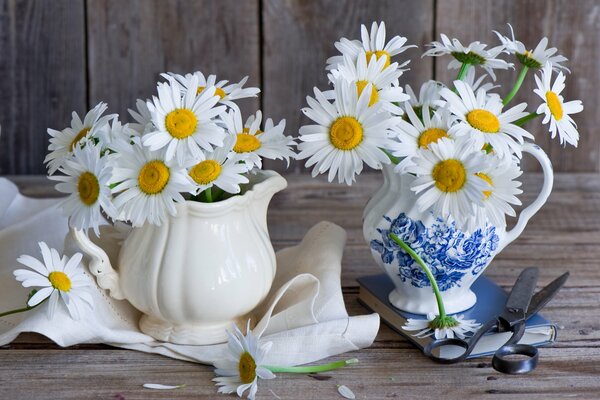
[357,274,556,358]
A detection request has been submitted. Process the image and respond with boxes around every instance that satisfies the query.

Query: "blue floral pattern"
[370,213,499,290]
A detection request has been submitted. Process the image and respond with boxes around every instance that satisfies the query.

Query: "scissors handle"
[491,322,539,374]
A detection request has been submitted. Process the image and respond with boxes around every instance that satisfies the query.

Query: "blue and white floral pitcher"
[363,143,553,315]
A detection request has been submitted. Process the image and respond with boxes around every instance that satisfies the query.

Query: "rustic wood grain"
[86,0,261,121]
[0,0,87,175]
[435,0,600,172]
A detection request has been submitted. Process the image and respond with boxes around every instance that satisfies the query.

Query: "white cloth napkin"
[0,177,379,366]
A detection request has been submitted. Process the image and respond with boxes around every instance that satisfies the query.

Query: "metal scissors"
[424,267,569,374]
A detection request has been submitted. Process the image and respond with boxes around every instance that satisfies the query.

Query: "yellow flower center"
[70,127,91,150]
[466,109,500,133]
[77,171,100,206]
[189,160,222,185]
[432,159,467,193]
[165,109,198,139]
[418,128,448,149]
[196,86,226,99]
[475,172,493,199]
[138,160,170,195]
[234,133,261,153]
[48,271,72,292]
[238,352,257,384]
[545,91,563,120]
[365,50,391,69]
[329,116,363,151]
[356,80,379,106]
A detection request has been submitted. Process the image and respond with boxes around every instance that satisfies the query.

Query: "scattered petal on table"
[142,383,185,390]
[337,384,356,399]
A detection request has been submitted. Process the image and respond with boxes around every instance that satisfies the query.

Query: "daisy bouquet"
[298,21,583,337]
[45,72,296,234]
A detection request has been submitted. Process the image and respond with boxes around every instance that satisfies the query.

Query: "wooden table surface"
[2,173,600,399]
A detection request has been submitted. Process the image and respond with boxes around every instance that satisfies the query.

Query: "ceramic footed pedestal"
[363,143,554,315]
[71,170,287,345]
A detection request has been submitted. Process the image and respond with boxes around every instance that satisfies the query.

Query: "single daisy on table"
[187,135,252,195]
[423,34,512,80]
[440,80,533,157]
[143,76,227,165]
[221,109,296,169]
[298,78,400,185]
[328,53,409,114]
[49,143,117,236]
[407,137,489,221]
[326,21,414,70]
[494,24,569,71]
[45,102,115,175]
[110,140,195,227]
[403,312,480,339]
[13,242,93,320]
[213,322,275,400]
[534,63,583,147]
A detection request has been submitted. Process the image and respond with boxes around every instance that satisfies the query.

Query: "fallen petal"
[142,383,185,390]
[338,385,356,399]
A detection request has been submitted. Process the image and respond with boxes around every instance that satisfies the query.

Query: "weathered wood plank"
[435,0,600,172]
[0,0,87,174]
[262,0,435,173]
[86,0,261,121]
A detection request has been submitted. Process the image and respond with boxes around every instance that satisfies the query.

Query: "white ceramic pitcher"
[71,170,287,345]
[363,143,553,315]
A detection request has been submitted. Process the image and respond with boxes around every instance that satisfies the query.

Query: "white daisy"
[213,322,275,400]
[110,140,195,227]
[404,80,445,110]
[298,78,400,185]
[402,313,480,339]
[164,71,260,111]
[49,143,117,236]
[407,137,489,221]
[221,109,296,169]
[494,24,569,71]
[98,116,140,153]
[143,76,227,165]
[128,98,154,135]
[45,102,115,175]
[13,242,93,320]
[326,21,414,70]
[328,53,410,114]
[440,80,533,157]
[469,155,523,231]
[463,67,499,94]
[187,136,251,195]
[534,63,583,147]
[390,104,454,173]
[423,34,513,80]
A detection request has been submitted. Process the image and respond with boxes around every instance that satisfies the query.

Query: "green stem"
[204,187,213,203]
[389,233,446,318]
[514,112,541,126]
[503,66,529,106]
[264,358,358,374]
[455,63,470,82]
[382,149,400,165]
[0,298,46,318]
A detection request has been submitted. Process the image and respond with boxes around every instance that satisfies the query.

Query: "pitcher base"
[139,314,240,345]
[388,288,477,315]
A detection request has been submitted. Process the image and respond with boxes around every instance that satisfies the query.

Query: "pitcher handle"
[70,227,125,300]
[497,143,554,252]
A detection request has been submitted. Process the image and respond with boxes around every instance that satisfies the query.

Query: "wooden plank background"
[0,0,598,174]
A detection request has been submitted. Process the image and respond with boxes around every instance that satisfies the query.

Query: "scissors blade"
[526,272,570,319]
[505,267,539,315]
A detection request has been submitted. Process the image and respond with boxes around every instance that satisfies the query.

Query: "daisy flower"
[390,104,454,173]
[298,78,400,185]
[50,143,117,236]
[45,102,115,174]
[213,322,275,400]
[463,67,498,94]
[164,71,260,111]
[13,242,93,320]
[143,76,227,165]
[110,140,195,227]
[402,313,480,339]
[494,24,569,71]
[440,80,533,157]
[98,117,139,153]
[469,155,523,231]
[423,34,512,80]
[328,53,410,114]
[187,136,252,195]
[128,98,154,135]
[534,63,583,147]
[407,137,489,221]
[221,109,296,169]
[326,21,414,70]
